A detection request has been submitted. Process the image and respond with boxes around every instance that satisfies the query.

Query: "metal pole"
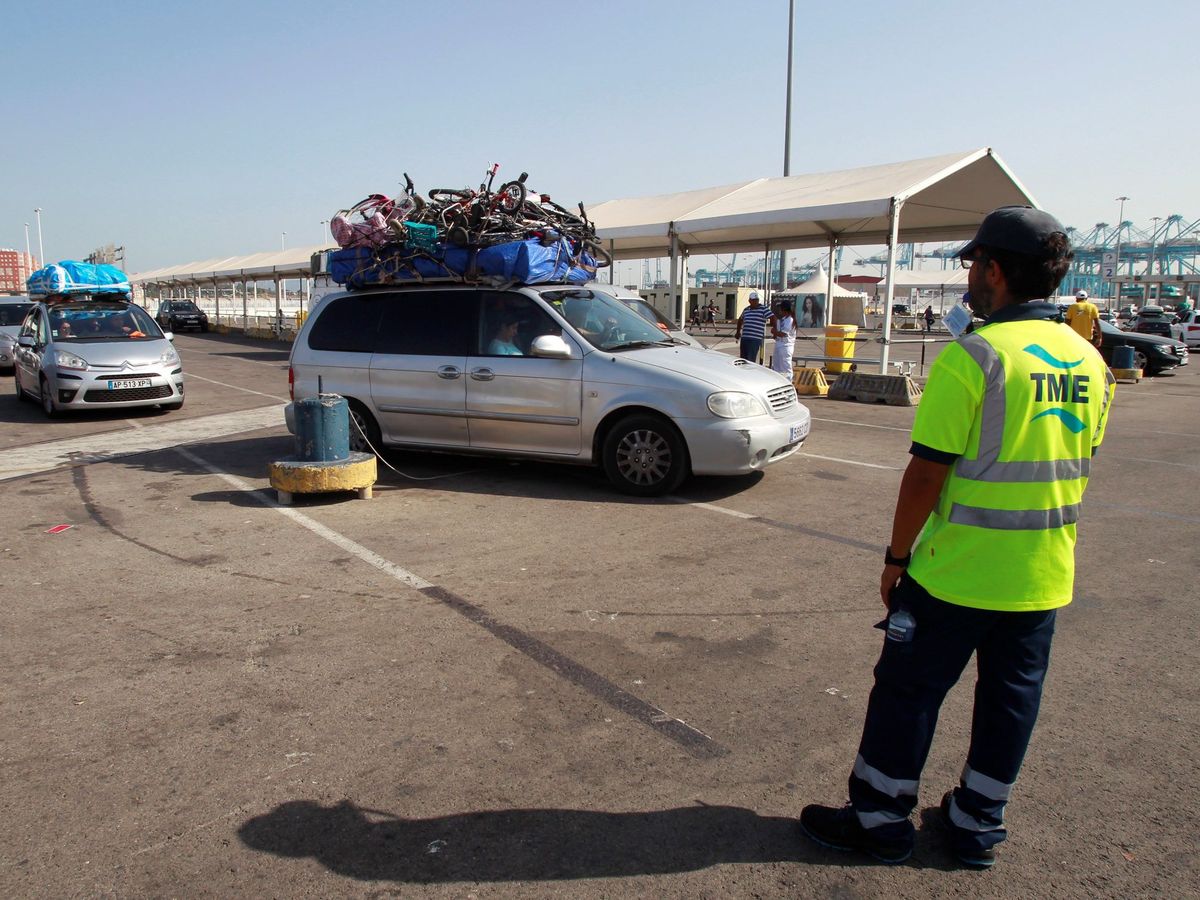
[24,223,32,273]
[778,0,794,293]
[880,198,903,373]
[1148,216,1161,278]
[1112,196,1127,309]
[34,208,45,265]
[826,235,838,328]
[669,229,681,324]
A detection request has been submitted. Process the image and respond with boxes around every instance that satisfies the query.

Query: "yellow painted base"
[269,453,377,504]
[1110,367,1142,383]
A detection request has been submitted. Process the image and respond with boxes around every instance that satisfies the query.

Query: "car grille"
[767,384,799,415]
[83,385,174,403]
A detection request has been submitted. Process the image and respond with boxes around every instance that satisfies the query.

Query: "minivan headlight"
[54,349,89,371]
[159,346,181,366]
[707,391,767,418]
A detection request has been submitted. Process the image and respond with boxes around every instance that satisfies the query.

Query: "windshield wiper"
[604,340,671,351]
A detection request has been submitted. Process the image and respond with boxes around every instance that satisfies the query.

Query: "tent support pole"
[826,234,838,328]
[669,229,683,325]
[275,278,283,333]
[880,198,903,373]
[679,250,689,329]
[609,240,615,285]
[242,278,249,329]
[214,278,220,326]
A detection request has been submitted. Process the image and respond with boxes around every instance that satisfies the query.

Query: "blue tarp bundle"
[328,238,596,289]
[28,260,131,297]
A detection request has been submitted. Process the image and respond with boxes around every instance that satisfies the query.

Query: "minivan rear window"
[308,296,384,353]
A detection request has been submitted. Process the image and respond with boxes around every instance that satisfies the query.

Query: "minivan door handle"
[436,366,462,380]
[469,367,495,382]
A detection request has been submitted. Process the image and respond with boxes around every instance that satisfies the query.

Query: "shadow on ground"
[238,800,963,883]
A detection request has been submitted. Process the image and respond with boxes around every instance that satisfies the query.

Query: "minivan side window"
[375,290,475,356]
[308,295,384,353]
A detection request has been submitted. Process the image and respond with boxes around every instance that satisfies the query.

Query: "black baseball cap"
[959,206,1068,260]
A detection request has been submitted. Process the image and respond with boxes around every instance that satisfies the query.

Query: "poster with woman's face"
[799,294,824,327]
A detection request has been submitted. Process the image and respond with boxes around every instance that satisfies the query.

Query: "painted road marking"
[176,446,729,760]
[811,416,912,432]
[184,371,289,402]
[0,404,287,482]
[799,452,902,471]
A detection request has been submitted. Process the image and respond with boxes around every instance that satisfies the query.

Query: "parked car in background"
[1132,305,1175,338]
[1098,309,1116,323]
[1117,304,1138,321]
[13,297,184,416]
[0,295,34,373]
[156,299,209,332]
[1170,309,1200,348]
[1097,320,1189,375]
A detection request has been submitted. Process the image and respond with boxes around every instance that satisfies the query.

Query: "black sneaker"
[798,803,912,864]
[940,791,996,869]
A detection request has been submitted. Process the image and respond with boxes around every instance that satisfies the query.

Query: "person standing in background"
[735,291,770,364]
[770,298,796,375]
[1064,290,1101,347]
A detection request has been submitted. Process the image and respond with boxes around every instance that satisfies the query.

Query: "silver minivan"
[13,298,184,417]
[285,281,810,495]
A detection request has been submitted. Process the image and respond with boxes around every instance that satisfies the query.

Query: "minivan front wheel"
[602,414,689,496]
[347,401,382,455]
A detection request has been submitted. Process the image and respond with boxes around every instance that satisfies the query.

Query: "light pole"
[777,0,795,293]
[24,223,32,273]
[281,231,287,251]
[33,208,44,265]
[319,220,328,245]
[1112,196,1128,307]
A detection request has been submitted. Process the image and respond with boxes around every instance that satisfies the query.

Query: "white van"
[285,281,810,495]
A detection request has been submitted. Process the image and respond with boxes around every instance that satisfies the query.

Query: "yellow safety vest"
[907,314,1115,611]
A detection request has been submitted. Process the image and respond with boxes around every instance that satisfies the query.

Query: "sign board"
[1102,252,1116,280]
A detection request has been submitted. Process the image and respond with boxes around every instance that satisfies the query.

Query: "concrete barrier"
[828,371,923,407]
[791,366,830,396]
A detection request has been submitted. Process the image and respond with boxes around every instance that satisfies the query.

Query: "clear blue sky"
[3,0,1197,279]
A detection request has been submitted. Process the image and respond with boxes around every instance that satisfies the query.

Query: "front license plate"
[107,378,153,390]
[789,424,806,442]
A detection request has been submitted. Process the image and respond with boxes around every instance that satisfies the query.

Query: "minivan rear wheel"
[347,401,382,455]
[602,414,689,496]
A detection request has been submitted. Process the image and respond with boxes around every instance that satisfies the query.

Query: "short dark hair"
[983,232,1073,302]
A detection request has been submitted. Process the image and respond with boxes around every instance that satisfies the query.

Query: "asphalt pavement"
[1,330,1197,898]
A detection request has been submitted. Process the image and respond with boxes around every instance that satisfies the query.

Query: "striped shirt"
[740,304,770,340]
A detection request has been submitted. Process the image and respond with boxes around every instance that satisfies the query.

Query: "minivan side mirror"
[529,334,573,359]
[17,335,35,348]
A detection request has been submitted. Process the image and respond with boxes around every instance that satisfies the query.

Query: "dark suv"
[156,300,209,333]
[1132,306,1174,338]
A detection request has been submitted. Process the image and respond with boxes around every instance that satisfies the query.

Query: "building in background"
[0,248,37,294]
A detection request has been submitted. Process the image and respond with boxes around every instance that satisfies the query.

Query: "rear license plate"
[106,378,153,389]
[789,424,806,442]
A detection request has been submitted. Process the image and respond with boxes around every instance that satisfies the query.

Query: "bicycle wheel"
[497,180,528,214]
[428,188,473,203]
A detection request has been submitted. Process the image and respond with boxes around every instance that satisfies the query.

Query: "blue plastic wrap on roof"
[27,260,132,297]
[327,238,596,290]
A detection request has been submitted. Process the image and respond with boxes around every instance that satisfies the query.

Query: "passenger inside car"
[487,315,523,356]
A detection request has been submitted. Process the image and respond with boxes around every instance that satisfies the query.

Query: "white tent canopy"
[132,245,325,284]
[782,265,866,299]
[870,268,969,292]
[589,148,1037,258]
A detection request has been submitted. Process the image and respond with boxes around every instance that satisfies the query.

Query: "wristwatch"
[884,546,912,567]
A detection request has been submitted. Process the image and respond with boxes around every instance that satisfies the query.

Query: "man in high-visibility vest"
[799,206,1115,868]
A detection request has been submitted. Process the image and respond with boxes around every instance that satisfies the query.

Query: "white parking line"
[811,416,912,433]
[183,371,289,402]
[799,452,903,470]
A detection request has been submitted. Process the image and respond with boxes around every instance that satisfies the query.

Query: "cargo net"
[325,165,611,289]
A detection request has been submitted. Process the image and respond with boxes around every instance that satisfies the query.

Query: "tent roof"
[132,245,327,284]
[589,148,1038,259]
[870,268,969,290]
[779,265,865,298]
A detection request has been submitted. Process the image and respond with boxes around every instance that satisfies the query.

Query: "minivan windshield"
[50,302,164,341]
[541,289,678,351]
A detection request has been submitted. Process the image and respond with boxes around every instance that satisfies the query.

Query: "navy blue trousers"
[739,338,764,365]
[848,574,1057,852]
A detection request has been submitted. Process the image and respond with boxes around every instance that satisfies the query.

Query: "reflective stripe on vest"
[953,333,1091,484]
[949,502,1081,530]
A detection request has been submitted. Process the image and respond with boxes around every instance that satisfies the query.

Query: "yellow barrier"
[792,366,830,396]
[824,325,858,373]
